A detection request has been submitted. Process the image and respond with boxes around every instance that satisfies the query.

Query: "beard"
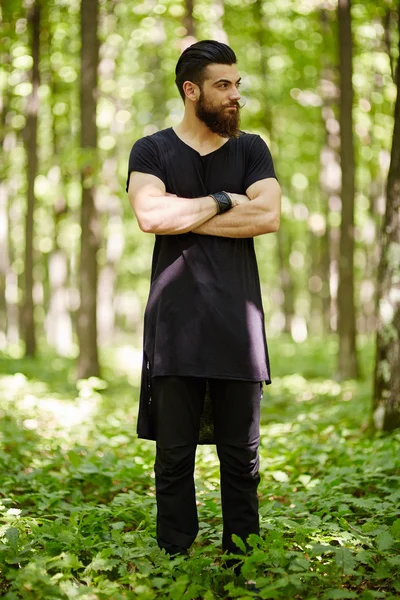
[195,91,241,138]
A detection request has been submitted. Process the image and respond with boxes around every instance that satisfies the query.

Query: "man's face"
[194,63,242,138]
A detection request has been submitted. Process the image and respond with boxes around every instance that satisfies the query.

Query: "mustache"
[223,99,246,110]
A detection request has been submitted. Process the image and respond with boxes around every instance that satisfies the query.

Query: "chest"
[163,143,246,197]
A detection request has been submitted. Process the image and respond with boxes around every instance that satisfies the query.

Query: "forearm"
[137,194,218,235]
[192,197,279,238]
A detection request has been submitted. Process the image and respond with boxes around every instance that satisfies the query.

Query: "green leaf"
[68,450,82,467]
[5,527,19,552]
[390,518,400,540]
[387,555,400,567]
[376,531,393,552]
[334,547,357,574]
[271,470,289,482]
[311,543,335,556]
[361,521,380,534]
[324,590,358,599]
[49,552,84,571]
[289,557,310,571]
[247,533,263,548]
[151,578,168,590]
[84,554,120,573]
[231,534,246,553]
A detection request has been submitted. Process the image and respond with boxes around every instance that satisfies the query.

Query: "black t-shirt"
[126,127,277,441]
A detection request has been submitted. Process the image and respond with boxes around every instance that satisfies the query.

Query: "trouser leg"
[151,376,205,555]
[209,379,261,554]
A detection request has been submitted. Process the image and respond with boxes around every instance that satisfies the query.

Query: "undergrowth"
[0,336,399,599]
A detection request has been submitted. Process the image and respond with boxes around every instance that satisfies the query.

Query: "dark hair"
[175,40,237,102]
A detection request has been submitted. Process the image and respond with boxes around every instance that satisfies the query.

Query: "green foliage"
[0,337,399,599]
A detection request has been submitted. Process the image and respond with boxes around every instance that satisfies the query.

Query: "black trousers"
[152,376,261,555]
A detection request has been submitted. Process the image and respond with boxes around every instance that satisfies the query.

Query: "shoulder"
[233,131,271,156]
[134,128,173,148]
[237,131,269,148]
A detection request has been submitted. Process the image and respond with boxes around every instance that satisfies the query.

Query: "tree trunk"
[336,0,358,379]
[23,0,40,357]
[0,182,8,349]
[97,194,123,346]
[253,0,294,333]
[277,226,295,334]
[372,14,400,432]
[46,21,73,356]
[77,0,100,379]
[319,7,336,335]
[0,53,10,349]
[184,0,196,38]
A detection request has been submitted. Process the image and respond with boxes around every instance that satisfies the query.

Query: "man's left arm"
[192,177,281,238]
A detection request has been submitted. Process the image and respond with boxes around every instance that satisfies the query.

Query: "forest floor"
[0,336,399,600]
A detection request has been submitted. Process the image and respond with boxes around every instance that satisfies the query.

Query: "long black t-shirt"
[126,127,277,442]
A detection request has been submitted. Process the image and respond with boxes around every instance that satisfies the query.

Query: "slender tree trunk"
[319,8,335,335]
[372,14,400,432]
[184,0,196,38]
[77,0,100,378]
[46,23,72,356]
[253,0,293,333]
[277,226,295,334]
[0,183,8,349]
[0,56,10,348]
[97,193,123,345]
[254,0,272,133]
[336,0,358,379]
[23,0,40,357]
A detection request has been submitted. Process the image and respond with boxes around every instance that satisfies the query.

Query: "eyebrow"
[213,77,242,85]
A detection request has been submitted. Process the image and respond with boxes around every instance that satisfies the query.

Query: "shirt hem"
[151,371,271,385]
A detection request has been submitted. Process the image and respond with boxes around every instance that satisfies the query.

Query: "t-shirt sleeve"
[125,136,166,192]
[243,135,278,191]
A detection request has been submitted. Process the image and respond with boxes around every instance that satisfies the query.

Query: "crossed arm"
[128,171,281,238]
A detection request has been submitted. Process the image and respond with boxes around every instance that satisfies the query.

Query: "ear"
[182,80,200,102]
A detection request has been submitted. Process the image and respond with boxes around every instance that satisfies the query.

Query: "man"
[126,40,281,560]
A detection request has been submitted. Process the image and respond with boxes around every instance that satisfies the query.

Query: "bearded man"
[126,40,281,559]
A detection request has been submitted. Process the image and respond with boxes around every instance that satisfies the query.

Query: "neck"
[174,107,225,148]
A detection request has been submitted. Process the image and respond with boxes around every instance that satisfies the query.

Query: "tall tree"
[46,8,73,356]
[319,7,336,335]
[23,0,40,357]
[336,0,358,379]
[77,0,100,378]
[253,0,294,334]
[184,0,196,38]
[372,12,400,432]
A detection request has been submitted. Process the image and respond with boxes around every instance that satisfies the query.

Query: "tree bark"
[0,50,10,349]
[46,20,73,356]
[319,7,336,336]
[372,13,400,432]
[23,0,40,357]
[277,226,295,334]
[77,0,100,378]
[336,0,359,379]
[184,0,196,38]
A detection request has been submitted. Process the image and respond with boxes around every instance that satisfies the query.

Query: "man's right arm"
[128,171,249,235]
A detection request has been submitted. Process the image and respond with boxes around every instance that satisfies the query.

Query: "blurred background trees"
[0,0,398,429]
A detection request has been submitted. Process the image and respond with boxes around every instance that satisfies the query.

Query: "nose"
[230,87,241,102]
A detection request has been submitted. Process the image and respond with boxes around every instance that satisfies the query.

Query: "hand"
[229,193,250,207]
